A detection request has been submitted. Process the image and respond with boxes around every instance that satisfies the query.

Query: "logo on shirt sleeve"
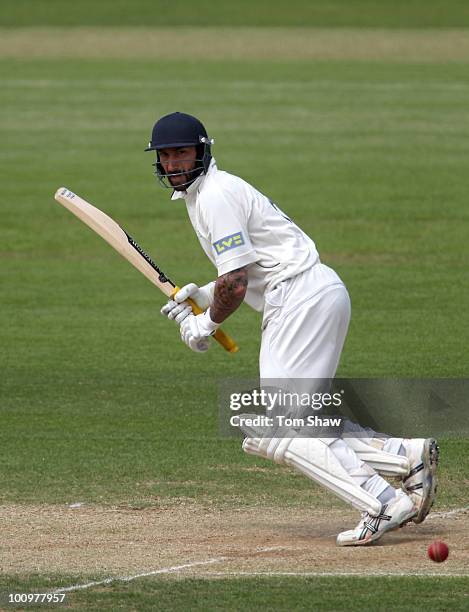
[212,232,245,255]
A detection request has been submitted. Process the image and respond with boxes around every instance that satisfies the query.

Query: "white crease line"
[253,546,291,552]
[200,571,469,578]
[52,557,228,594]
[50,546,285,594]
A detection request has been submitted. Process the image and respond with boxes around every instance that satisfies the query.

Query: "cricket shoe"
[336,490,417,546]
[401,438,439,524]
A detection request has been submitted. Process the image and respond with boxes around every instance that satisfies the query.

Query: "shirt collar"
[171,158,217,201]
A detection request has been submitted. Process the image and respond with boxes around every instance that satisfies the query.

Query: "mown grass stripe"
[1,27,469,62]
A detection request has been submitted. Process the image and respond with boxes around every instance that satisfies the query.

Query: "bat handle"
[171,287,239,353]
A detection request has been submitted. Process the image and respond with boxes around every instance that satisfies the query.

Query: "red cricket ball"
[428,540,449,562]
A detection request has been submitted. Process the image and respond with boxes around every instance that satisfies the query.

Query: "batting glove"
[180,311,220,353]
[160,281,215,324]
[174,281,215,310]
[160,299,193,324]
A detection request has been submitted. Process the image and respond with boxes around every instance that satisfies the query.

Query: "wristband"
[203,309,220,335]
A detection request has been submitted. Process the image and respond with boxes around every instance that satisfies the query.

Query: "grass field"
[1,1,469,610]
[3,0,469,28]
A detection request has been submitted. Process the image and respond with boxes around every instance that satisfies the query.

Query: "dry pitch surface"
[1,502,467,589]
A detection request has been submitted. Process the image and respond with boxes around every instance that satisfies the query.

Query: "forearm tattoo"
[210,267,248,324]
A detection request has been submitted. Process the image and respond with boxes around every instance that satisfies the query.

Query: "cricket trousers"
[258,263,386,439]
[260,263,351,384]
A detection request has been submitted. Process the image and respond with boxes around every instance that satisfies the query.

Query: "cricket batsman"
[147,112,439,546]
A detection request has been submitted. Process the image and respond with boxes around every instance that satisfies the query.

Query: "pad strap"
[344,437,410,476]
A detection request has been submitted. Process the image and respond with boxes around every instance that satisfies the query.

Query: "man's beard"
[168,167,200,191]
[169,172,190,191]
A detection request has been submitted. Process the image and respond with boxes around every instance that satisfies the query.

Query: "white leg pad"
[242,437,266,459]
[344,437,410,477]
[243,433,382,516]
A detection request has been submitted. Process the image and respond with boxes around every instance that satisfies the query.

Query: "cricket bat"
[54,187,239,353]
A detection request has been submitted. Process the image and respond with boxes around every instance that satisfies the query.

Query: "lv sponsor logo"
[213,232,245,254]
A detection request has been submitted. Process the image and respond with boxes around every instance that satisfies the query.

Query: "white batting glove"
[160,299,193,324]
[180,311,220,353]
[160,281,215,325]
[174,281,215,310]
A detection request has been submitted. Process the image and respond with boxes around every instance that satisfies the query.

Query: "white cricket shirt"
[171,158,322,312]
